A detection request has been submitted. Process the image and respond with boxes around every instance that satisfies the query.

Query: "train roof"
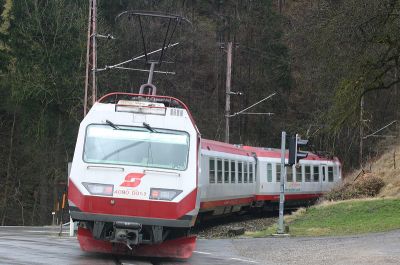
[201,139,339,162]
[97,92,200,134]
[201,139,252,156]
[243,145,338,162]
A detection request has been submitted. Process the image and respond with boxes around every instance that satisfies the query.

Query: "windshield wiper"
[105,119,120,130]
[143,122,156,133]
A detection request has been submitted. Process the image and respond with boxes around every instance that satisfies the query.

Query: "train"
[68,92,341,258]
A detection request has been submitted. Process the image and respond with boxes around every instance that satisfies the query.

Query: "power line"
[227,93,276,118]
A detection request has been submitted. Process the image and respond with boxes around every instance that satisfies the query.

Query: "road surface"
[0,226,399,264]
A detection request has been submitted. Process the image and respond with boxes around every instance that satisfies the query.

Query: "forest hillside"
[1,0,400,225]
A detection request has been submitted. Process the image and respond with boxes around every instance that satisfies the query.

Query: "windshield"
[83,124,190,170]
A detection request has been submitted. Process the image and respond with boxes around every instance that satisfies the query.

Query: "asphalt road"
[0,226,255,265]
[233,230,400,265]
[0,226,399,265]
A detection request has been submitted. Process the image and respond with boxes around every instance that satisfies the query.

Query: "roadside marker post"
[67,162,75,237]
[69,217,74,237]
[52,212,56,226]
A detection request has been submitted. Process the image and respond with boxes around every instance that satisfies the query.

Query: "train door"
[321,164,327,191]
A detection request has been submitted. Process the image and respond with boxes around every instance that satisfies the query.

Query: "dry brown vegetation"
[325,136,400,201]
[324,173,385,201]
[370,145,400,198]
[358,138,400,198]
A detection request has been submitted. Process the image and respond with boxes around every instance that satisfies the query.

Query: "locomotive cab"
[68,93,200,257]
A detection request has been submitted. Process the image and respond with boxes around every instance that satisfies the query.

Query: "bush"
[324,174,385,201]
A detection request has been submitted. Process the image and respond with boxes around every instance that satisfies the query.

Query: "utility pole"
[225,42,233,143]
[84,0,98,117]
[77,0,98,235]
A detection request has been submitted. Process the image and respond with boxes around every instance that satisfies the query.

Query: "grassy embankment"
[248,198,400,237]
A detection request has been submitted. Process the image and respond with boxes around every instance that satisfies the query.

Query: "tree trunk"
[1,110,16,225]
[31,190,38,225]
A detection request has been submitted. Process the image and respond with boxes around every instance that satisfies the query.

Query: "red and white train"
[68,92,341,258]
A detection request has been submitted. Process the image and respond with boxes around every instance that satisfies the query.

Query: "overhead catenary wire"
[96,42,179,72]
[363,120,397,139]
[138,16,148,62]
[114,66,175,75]
[227,92,276,118]
[239,112,274,115]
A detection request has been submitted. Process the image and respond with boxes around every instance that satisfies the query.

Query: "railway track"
[194,211,277,239]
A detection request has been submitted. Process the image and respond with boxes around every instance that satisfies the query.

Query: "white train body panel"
[196,143,341,213]
[200,150,256,199]
[256,155,341,201]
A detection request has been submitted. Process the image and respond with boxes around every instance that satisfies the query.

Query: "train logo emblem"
[120,173,145,188]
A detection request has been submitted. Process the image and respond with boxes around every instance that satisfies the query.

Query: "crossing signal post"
[277,131,287,234]
[277,133,309,235]
[288,134,309,166]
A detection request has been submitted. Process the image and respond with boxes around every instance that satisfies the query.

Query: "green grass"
[248,198,400,237]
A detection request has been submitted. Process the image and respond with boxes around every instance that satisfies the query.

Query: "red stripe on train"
[68,181,197,220]
[200,197,254,209]
[255,193,323,201]
[200,193,323,209]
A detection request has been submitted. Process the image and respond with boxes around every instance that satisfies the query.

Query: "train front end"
[68,93,200,258]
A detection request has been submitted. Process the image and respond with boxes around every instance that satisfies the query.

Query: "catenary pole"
[359,95,364,168]
[91,0,97,106]
[84,0,97,116]
[225,42,232,143]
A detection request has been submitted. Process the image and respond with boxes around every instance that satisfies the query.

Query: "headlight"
[82,182,114,196]
[149,188,182,201]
